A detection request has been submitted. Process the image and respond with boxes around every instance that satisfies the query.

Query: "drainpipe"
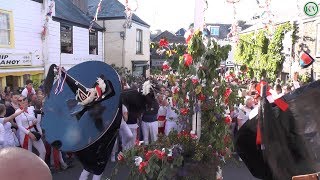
[103,20,106,62]
[122,28,126,68]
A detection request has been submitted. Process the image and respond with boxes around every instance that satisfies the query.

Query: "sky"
[118,0,318,32]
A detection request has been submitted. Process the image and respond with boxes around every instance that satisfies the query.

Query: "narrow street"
[53,159,259,180]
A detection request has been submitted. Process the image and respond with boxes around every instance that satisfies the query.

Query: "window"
[89,30,98,55]
[136,29,143,54]
[210,26,219,36]
[0,10,14,48]
[60,24,73,54]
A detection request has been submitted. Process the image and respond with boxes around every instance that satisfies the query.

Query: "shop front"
[0,53,44,91]
[132,61,149,77]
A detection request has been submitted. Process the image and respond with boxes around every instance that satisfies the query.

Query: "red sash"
[157,116,166,121]
[53,148,61,170]
[22,125,35,150]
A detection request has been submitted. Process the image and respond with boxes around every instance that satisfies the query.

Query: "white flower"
[134,156,143,166]
[162,148,166,152]
[216,166,223,179]
[168,149,173,157]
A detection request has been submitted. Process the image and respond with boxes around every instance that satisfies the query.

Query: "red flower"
[178,130,189,138]
[183,54,193,67]
[224,116,232,125]
[172,87,179,94]
[191,77,199,85]
[138,161,148,174]
[184,97,189,103]
[159,38,169,47]
[153,149,166,160]
[185,30,194,44]
[145,150,153,161]
[198,93,206,101]
[117,152,125,162]
[162,61,171,71]
[190,133,198,140]
[224,88,232,104]
[180,108,189,115]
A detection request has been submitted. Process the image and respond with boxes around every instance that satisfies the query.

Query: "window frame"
[136,29,143,54]
[0,9,15,48]
[210,26,220,36]
[60,23,73,54]
[89,30,98,55]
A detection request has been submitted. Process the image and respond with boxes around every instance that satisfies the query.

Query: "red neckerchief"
[26,87,32,96]
[20,107,28,113]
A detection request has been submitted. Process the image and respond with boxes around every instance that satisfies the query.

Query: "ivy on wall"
[234,22,294,81]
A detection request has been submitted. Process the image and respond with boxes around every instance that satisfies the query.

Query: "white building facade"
[0,0,104,90]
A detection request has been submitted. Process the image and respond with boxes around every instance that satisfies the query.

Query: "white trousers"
[19,135,46,161]
[127,124,138,148]
[79,169,102,180]
[141,121,158,145]
[164,121,178,136]
[119,119,134,151]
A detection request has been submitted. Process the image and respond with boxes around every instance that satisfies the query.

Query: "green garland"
[234,22,294,81]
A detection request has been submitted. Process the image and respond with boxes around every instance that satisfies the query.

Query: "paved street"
[53,159,259,180]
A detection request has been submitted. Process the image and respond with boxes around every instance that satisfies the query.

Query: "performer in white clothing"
[15,96,46,160]
[21,79,36,98]
[157,94,167,134]
[165,104,179,136]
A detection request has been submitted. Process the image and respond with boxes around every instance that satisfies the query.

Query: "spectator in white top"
[21,79,36,98]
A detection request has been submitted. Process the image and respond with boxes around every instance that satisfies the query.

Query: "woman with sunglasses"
[15,96,46,160]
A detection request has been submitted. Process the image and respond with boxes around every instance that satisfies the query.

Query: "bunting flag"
[89,0,103,32]
[226,0,241,43]
[41,0,55,40]
[124,0,138,28]
[299,51,315,68]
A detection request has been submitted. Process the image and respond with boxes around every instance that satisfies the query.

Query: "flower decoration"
[192,76,199,85]
[159,38,169,47]
[224,116,232,125]
[184,29,194,44]
[135,156,143,166]
[138,161,148,174]
[198,93,206,101]
[224,88,232,104]
[183,54,193,67]
[180,108,189,115]
[162,61,171,71]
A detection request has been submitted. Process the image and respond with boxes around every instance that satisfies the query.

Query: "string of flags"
[124,0,138,28]
[41,0,55,40]
[226,0,240,43]
[89,0,103,32]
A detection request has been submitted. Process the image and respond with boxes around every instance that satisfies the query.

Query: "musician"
[15,96,46,160]
[141,81,159,145]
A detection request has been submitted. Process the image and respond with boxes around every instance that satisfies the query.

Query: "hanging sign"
[0,53,32,67]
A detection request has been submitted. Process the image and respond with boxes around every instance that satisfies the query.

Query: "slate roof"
[54,0,104,30]
[88,0,150,27]
[175,28,186,37]
[151,30,185,44]
[206,23,251,40]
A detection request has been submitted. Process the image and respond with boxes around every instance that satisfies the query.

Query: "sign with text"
[0,53,32,67]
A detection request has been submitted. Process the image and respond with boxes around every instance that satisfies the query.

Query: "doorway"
[6,76,19,91]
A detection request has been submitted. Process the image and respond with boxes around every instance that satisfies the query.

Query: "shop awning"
[0,67,44,77]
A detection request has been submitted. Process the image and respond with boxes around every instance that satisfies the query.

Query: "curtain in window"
[0,12,10,45]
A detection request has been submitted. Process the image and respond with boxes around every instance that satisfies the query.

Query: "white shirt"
[157,106,167,117]
[293,81,300,89]
[0,122,4,148]
[3,122,18,147]
[15,106,37,135]
[21,87,36,98]
[166,105,178,121]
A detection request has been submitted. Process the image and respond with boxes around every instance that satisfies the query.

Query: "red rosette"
[153,149,166,160]
[183,54,193,67]
[138,161,148,174]
[145,150,153,161]
[159,38,169,47]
